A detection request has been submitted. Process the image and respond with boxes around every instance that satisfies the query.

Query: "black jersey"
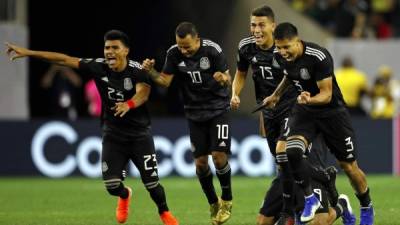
[162,39,230,122]
[306,135,329,170]
[79,58,151,139]
[237,36,297,119]
[275,41,346,116]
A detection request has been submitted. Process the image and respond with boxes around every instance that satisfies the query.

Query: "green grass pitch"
[0,175,399,225]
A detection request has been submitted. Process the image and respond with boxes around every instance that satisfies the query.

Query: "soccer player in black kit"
[231,6,355,225]
[262,23,374,225]
[259,136,357,225]
[231,6,297,224]
[142,22,232,225]
[5,30,179,225]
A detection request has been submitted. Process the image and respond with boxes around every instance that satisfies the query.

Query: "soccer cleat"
[300,194,321,223]
[215,199,232,225]
[360,205,374,225]
[294,213,305,225]
[325,166,339,206]
[274,213,295,225]
[210,198,221,224]
[116,186,132,223]
[160,211,179,225]
[338,194,356,225]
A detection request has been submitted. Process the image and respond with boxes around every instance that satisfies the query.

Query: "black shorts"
[102,133,159,185]
[188,112,231,158]
[264,113,290,157]
[259,176,330,218]
[288,107,357,162]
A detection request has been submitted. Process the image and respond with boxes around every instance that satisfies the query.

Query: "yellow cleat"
[210,198,221,225]
[215,199,232,224]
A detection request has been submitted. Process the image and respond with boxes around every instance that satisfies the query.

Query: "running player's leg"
[130,134,178,225]
[209,112,232,224]
[266,115,295,220]
[189,118,220,223]
[102,134,131,223]
[284,114,320,223]
[319,111,373,224]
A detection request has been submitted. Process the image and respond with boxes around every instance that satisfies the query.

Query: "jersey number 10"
[187,71,202,83]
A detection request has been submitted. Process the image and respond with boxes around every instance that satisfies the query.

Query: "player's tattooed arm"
[213,70,231,87]
[142,58,174,87]
[262,76,290,108]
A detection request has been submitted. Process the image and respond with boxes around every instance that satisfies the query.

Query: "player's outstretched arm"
[231,69,247,110]
[142,58,173,87]
[5,42,80,69]
[112,82,151,117]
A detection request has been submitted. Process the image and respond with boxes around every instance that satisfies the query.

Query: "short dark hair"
[251,5,275,22]
[104,30,130,48]
[175,22,198,38]
[273,22,298,40]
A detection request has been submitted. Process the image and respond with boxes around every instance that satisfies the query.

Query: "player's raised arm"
[142,58,174,88]
[230,69,247,110]
[5,42,80,69]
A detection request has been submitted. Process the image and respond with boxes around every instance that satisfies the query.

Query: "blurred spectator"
[370,65,400,118]
[334,0,368,38]
[286,0,400,39]
[84,79,101,117]
[369,12,393,39]
[335,56,369,116]
[40,64,82,120]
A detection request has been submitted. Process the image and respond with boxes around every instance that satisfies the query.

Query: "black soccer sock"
[197,166,218,204]
[216,162,232,201]
[356,187,372,207]
[276,152,294,214]
[104,179,129,198]
[286,140,312,196]
[147,183,169,214]
[333,201,344,219]
[119,186,130,199]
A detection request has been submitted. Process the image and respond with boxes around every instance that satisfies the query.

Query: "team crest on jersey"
[252,56,258,63]
[102,162,108,172]
[124,78,133,90]
[300,68,311,80]
[272,57,280,68]
[200,57,210,70]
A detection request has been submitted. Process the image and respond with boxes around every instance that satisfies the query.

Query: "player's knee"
[211,152,228,168]
[195,157,209,173]
[104,178,123,196]
[286,138,306,161]
[339,160,358,173]
[256,214,274,225]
